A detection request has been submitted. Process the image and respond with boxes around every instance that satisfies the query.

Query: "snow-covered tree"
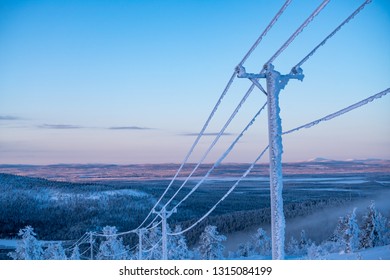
[344,208,360,253]
[299,230,311,249]
[198,225,226,260]
[252,228,271,256]
[8,226,43,260]
[96,226,129,260]
[43,242,67,260]
[143,223,162,260]
[69,245,80,260]
[332,208,360,253]
[235,241,255,258]
[306,243,328,260]
[168,225,192,260]
[360,201,388,249]
[286,236,300,256]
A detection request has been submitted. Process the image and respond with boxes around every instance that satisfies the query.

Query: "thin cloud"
[0,115,21,120]
[38,124,83,129]
[180,132,235,136]
[109,126,152,130]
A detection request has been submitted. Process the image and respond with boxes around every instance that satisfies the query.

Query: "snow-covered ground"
[233,245,390,260]
[323,245,390,260]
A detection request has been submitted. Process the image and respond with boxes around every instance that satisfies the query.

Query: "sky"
[0,0,389,164]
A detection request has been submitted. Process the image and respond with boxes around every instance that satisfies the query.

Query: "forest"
[6,200,390,260]
[1,170,389,259]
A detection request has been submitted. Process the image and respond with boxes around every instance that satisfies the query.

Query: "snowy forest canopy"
[8,201,390,260]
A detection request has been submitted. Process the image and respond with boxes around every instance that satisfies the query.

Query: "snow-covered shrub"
[8,226,43,260]
[198,225,226,260]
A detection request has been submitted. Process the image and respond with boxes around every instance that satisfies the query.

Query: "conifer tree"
[198,225,226,260]
[332,208,360,253]
[298,229,312,255]
[252,228,271,256]
[96,226,129,260]
[236,241,254,258]
[168,225,191,260]
[44,242,67,260]
[360,201,388,248]
[286,236,300,256]
[143,223,162,260]
[344,208,360,253]
[69,245,81,260]
[8,226,43,260]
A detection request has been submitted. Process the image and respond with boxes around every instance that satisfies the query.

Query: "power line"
[238,0,293,66]
[169,146,269,236]
[291,0,372,73]
[283,88,389,135]
[167,102,267,212]
[135,73,236,229]
[138,0,298,229]
[169,87,389,236]
[266,0,330,66]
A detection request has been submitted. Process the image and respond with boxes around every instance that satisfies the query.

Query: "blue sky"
[0,0,389,164]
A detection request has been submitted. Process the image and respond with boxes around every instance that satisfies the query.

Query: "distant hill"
[0,160,389,182]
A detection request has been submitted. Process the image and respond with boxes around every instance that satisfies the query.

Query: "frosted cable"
[136,72,236,229]
[292,0,372,73]
[266,0,330,66]
[239,0,293,66]
[283,88,389,135]
[135,0,290,229]
[163,88,259,210]
[168,102,267,211]
[142,237,162,253]
[92,229,136,238]
[169,87,389,236]
[169,146,269,236]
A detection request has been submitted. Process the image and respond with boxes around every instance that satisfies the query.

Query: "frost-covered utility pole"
[153,208,176,260]
[137,228,146,260]
[236,64,303,259]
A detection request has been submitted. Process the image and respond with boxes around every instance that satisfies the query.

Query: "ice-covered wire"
[169,146,269,236]
[92,229,136,238]
[142,237,162,253]
[138,1,292,228]
[266,0,330,66]
[98,247,134,258]
[169,87,389,236]
[65,233,89,252]
[158,84,255,212]
[291,0,372,73]
[283,88,389,135]
[79,247,92,258]
[238,0,293,66]
[167,102,267,211]
[135,72,236,229]
[91,218,162,238]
